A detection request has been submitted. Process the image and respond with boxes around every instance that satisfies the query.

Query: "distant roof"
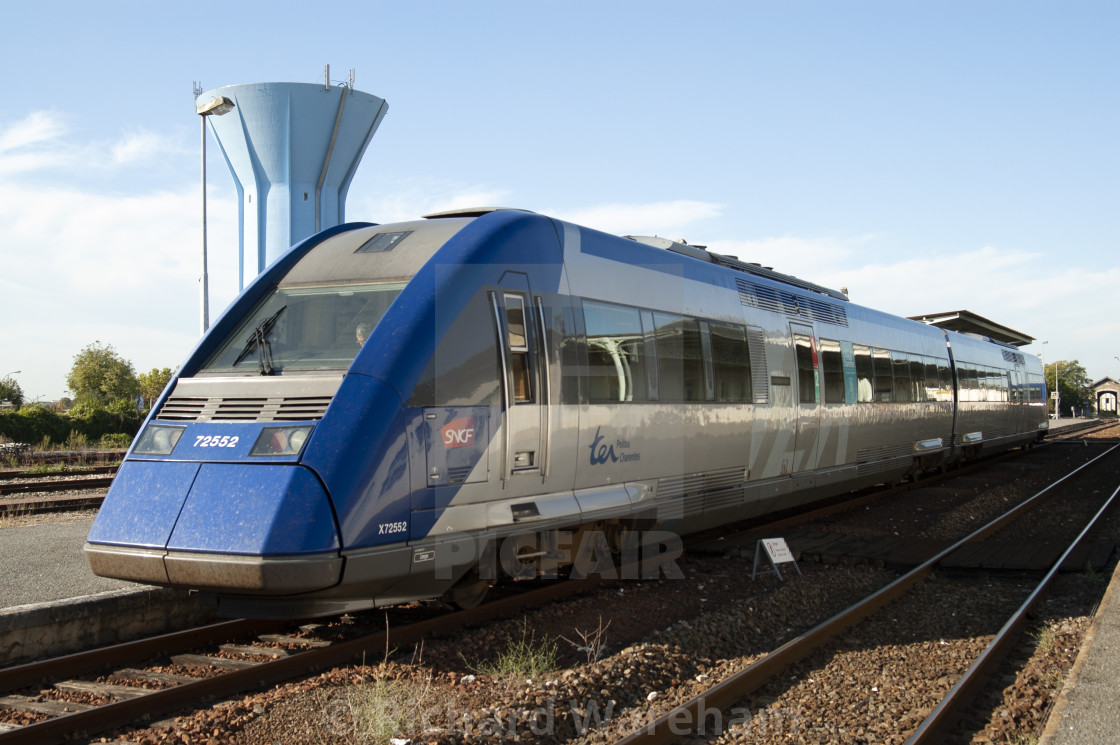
[1091,378,1118,388]
[907,310,1035,347]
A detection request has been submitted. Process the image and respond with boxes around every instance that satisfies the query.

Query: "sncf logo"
[441,417,476,449]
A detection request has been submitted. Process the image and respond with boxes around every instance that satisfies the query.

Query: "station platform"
[0,516,213,666]
[1041,549,1120,743]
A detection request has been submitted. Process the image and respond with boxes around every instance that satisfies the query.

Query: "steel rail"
[0,494,105,517]
[0,476,115,496]
[0,573,606,744]
[613,442,1120,744]
[0,465,117,482]
[0,619,269,693]
[906,478,1120,742]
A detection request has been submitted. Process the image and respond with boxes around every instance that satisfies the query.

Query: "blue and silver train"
[85,209,1049,617]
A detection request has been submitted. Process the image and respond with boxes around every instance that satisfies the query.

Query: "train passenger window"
[655,313,705,401]
[938,364,953,400]
[999,370,1011,403]
[504,294,533,403]
[709,322,752,403]
[893,355,912,403]
[909,357,926,402]
[873,348,893,402]
[924,359,939,402]
[853,345,874,403]
[794,334,817,404]
[1030,374,1045,404]
[583,300,648,402]
[820,339,845,404]
[962,367,979,402]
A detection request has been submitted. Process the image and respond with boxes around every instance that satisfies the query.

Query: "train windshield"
[200,281,406,374]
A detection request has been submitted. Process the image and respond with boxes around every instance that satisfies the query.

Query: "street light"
[1054,360,1061,420]
[2,371,18,378]
[195,93,235,335]
[1040,342,1048,417]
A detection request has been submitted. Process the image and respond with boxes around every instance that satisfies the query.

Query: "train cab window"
[583,300,649,402]
[794,334,817,404]
[893,355,912,403]
[872,348,893,402]
[504,294,533,403]
[820,339,845,404]
[654,313,705,401]
[853,345,874,403]
[709,322,752,402]
[201,281,406,374]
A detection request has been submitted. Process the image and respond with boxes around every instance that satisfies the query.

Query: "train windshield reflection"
[201,281,406,373]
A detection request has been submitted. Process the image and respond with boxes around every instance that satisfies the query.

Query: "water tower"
[196,76,388,290]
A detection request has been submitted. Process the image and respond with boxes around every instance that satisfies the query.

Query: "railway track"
[613,442,1120,743]
[0,475,115,497]
[0,467,117,515]
[0,570,615,743]
[0,465,117,482]
[1,429,1115,741]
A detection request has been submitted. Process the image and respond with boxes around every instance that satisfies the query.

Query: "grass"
[330,673,448,744]
[466,618,560,680]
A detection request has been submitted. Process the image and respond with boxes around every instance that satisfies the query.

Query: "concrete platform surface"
[0,516,137,608]
[1041,559,1120,744]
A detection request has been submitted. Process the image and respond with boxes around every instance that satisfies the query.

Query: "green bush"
[99,433,132,449]
[0,402,142,450]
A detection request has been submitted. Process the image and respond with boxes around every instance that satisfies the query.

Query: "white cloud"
[111,129,180,165]
[0,113,190,179]
[0,176,239,402]
[0,111,71,176]
[0,111,66,153]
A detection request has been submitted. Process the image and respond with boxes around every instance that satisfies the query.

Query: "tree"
[0,376,23,410]
[1043,360,1093,417]
[137,367,176,410]
[66,342,140,408]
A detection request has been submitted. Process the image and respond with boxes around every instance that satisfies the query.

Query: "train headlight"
[133,424,186,455]
[250,425,314,457]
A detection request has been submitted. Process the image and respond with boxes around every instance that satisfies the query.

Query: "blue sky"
[2,1,1117,401]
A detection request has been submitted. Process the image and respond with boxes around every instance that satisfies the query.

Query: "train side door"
[489,281,550,486]
[790,323,821,473]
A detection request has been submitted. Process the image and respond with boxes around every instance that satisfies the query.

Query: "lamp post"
[195,93,235,335]
[1054,360,1061,420]
[1040,342,1048,417]
[2,371,18,378]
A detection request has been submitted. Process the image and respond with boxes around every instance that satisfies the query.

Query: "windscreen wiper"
[232,305,287,374]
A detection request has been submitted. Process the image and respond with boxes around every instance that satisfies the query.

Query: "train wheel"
[445,568,490,609]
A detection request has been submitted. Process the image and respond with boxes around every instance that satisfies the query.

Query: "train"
[85,208,1049,618]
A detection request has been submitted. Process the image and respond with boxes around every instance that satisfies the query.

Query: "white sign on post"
[752,537,802,581]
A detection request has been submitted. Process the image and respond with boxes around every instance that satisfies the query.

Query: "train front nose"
[85,461,342,595]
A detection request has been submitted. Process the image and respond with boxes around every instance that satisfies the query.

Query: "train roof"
[907,310,1035,348]
[624,235,849,301]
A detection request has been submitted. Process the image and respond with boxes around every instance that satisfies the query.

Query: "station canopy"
[908,310,1035,347]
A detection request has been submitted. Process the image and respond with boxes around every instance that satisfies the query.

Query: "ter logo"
[440,417,476,449]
